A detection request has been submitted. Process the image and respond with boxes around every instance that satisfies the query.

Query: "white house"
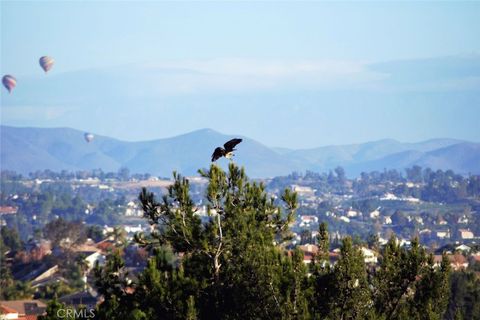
[84,251,106,270]
[369,208,381,219]
[437,230,451,239]
[291,185,316,197]
[347,209,359,218]
[361,247,378,264]
[339,216,350,223]
[383,216,392,225]
[455,244,471,252]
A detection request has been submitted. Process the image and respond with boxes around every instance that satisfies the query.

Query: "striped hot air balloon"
[84,133,94,143]
[2,75,17,93]
[39,56,55,73]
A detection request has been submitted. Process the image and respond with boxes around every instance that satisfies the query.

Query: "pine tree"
[317,222,330,265]
[409,253,451,320]
[310,221,332,318]
[93,250,144,319]
[133,163,301,319]
[373,236,426,319]
[327,237,372,320]
[38,299,74,320]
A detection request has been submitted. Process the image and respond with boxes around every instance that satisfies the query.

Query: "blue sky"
[1,1,480,148]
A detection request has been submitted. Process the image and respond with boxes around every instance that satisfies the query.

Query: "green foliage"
[43,217,86,249]
[327,237,372,319]
[446,270,480,320]
[92,163,459,320]
[34,281,75,300]
[1,226,22,252]
[38,299,75,320]
[317,222,329,263]
[0,266,34,300]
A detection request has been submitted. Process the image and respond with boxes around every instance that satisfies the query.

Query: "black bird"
[211,138,243,162]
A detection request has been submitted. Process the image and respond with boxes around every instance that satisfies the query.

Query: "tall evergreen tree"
[327,237,372,320]
[131,163,301,319]
[310,221,332,318]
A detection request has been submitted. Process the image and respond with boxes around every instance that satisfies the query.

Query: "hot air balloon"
[39,56,55,73]
[2,75,17,93]
[84,133,94,143]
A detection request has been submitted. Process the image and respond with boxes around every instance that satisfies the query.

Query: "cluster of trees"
[356,166,480,203]
[0,184,122,240]
[73,164,454,319]
[0,227,34,300]
[269,166,480,204]
[1,167,154,182]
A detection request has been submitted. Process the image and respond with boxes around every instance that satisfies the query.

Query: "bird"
[211,138,243,162]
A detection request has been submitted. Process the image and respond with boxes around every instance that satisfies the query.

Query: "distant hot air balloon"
[39,56,55,73]
[2,75,17,93]
[84,133,94,143]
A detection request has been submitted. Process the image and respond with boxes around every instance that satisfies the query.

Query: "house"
[455,244,471,253]
[369,208,380,219]
[291,185,315,197]
[0,300,46,320]
[13,263,58,283]
[413,216,424,225]
[297,244,318,264]
[0,206,18,215]
[378,237,388,246]
[83,251,106,270]
[0,305,19,320]
[380,193,398,201]
[302,251,316,264]
[360,247,378,264]
[437,218,448,226]
[339,216,350,223]
[436,230,450,239]
[419,228,432,235]
[300,215,318,224]
[59,290,100,310]
[124,201,143,217]
[31,275,68,289]
[298,244,318,255]
[95,239,115,252]
[347,209,359,218]
[383,216,392,225]
[457,215,469,224]
[296,244,340,265]
[124,224,143,234]
[403,196,420,203]
[299,215,318,227]
[434,254,469,271]
[458,229,474,240]
[470,255,480,266]
[29,265,59,288]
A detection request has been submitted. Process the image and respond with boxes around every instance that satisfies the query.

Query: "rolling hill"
[1,125,479,177]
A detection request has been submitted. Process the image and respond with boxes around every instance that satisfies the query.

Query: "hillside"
[1,125,479,177]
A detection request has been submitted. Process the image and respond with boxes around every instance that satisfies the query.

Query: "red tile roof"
[1,304,19,314]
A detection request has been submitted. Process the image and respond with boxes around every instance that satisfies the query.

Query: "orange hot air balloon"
[2,75,17,93]
[39,56,55,73]
[84,133,94,143]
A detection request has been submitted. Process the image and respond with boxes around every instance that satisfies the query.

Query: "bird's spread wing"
[211,147,225,162]
[223,138,242,152]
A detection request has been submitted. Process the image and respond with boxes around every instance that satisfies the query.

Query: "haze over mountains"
[1,125,479,178]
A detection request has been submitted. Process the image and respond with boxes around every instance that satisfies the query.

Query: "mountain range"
[1,125,479,178]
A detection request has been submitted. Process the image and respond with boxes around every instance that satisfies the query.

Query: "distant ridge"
[1,125,479,177]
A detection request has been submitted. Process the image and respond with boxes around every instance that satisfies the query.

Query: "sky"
[1,1,480,148]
